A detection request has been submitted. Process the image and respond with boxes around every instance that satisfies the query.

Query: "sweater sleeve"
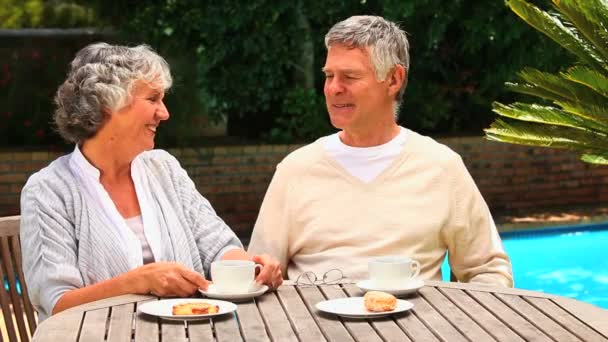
[443,155,514,287]
[20,178,83,320]
[167,153,243,276]
[247,161,291,277]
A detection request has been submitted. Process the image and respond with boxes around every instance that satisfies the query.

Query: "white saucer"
[138,298,236,321]
[199,284,269,301]
[356,278,424,296]
[316,297,414,319]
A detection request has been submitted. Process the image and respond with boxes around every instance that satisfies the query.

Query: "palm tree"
[485,0,608,164]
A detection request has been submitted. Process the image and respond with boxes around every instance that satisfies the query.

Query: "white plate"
[316,297,413,319]
[199,284,269,301]
[356,278,425,296]
[138,298,236,321]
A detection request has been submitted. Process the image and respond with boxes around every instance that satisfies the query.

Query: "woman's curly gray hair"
[54,42,172,144]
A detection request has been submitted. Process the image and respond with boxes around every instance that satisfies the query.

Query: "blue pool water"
[442,224,608,309]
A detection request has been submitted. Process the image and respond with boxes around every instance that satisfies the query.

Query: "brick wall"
[2,137,607,237]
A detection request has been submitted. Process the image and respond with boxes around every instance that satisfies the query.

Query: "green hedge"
[0,1,571,147]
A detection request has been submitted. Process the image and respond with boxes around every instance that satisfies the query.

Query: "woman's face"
[109,81,170,154]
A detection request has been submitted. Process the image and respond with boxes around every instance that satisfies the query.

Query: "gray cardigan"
[20,149,242,320]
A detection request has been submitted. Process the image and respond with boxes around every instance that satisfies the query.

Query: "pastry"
[172,302,220,315]
[364,291,397,312]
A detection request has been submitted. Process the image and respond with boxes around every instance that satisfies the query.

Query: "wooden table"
[33,280,608,341]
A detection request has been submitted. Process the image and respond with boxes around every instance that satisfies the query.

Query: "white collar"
[70,144,101,180]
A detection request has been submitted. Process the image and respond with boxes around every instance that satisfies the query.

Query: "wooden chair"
[0,216,37,342]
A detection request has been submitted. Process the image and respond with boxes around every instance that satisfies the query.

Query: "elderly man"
[248,15,513,287]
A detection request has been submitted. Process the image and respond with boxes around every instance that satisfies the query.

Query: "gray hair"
[54,42,172,144]
[325,15,410,106]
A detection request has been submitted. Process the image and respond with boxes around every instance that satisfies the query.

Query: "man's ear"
[387,64,406,97]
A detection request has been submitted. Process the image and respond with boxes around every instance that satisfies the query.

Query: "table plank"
[160,320,187,342]
[235,299,270,342]
[320,285,382,342]
[427,281,556,298]
[134,300,159,342]
[106,303,135,342]
[298,285,355,341]
[213,313,242,342]
[438,287,523,342]
[467,291,552,341]
[276,286,326,341]
[553,296,608,339]
[80,308,110,342]
[393,305,440,342]
[407,294,468,342]
[185,320,214,341]
[419,287,496,341]
[342,284,412,342]
[496,293,582,341]
[526,297,608,342]
[256,291,297,342]
[32,310,83,342]
[63,294,153,314]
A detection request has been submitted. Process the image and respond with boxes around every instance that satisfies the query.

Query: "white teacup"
[368,256,421,288]
[211,260,262,294]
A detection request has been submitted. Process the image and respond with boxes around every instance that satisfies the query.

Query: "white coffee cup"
[211,260,262,294]
[368,256,421,288]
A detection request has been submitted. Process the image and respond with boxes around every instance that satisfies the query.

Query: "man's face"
[323,44,394,133]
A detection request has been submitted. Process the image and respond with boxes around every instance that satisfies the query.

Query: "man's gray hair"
[325,15,410,104]
[54,43,172,144]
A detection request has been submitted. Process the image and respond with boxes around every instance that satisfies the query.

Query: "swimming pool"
[441,223,608,309]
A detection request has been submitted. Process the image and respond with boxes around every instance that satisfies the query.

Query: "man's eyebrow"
[321,67,361,74]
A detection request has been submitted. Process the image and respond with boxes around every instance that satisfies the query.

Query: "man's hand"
[252,254,283,290]
[131,262,209,297]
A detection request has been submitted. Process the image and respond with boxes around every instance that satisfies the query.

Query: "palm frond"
[562,65,608,98]
[556,100,608,124]
[515,68,607,105]
[487,1,608,166]
[485,118,608,151]
[581,153,608,164]
[492,101,608,133]
[507,0,605,69]
[505,82,569,103]
[553,0,608,64]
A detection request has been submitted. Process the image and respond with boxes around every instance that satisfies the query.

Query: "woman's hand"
[131,262,209,297]
[252,254,283,290]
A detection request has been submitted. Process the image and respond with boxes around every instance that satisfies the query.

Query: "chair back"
[0,216,37,342]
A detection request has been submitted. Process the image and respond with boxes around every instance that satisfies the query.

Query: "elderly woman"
[20,43,282,320]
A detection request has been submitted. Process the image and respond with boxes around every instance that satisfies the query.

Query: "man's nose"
[325,78,344,95]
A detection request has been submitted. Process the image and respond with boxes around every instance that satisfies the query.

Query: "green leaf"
[485,118,608,151]
[507,0,605,69]
[581,153,608,164]
[553,0,608,64]
[562,65,608,98]
[505,82,570,103]
[513,68,606,105]
[492,101,608,134]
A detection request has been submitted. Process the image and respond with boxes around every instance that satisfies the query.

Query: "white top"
[125,215,154,264]
[323,127,407,183]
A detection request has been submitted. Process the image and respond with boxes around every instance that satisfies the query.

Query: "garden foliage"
[2,0,570,147]
[486,0,608,164]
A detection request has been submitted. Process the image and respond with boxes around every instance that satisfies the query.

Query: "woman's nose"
[157,101,170,120]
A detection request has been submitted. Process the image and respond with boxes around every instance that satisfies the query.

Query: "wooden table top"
[33,280,608,341]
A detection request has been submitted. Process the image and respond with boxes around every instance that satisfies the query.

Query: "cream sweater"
[248,129,513,287]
